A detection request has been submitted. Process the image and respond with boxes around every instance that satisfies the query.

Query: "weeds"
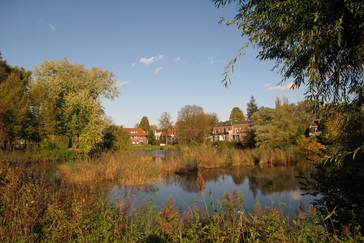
[0,159,362,242]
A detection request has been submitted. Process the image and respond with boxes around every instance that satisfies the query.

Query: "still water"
[109,151,318,219]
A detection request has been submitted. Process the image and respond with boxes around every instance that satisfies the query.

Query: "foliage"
[138,116,151,133]
[31,58,121,153]
[246,95,259,120]
[251,100,314,148]
[229,107,245,121]
[158,112,173,145]
[296,135,326,154]
[0,51,11,84]
[307,104,364,231]
[101,125,131,151]
[214,0,364,105]
[176,105,218,144]
[0,66,35,150]
[251,107,297,148]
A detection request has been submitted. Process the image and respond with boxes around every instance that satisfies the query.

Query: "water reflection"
[109,153,319,219]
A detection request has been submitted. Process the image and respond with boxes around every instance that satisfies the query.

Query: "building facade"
[211,120,254,142]
[309,120,321,137]
[124,128,149,145]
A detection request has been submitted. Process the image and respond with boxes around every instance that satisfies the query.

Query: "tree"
[214,0,363,105]
[251,107,298,148]
[275,96,289,108]
[0,68,33,150]
[0,51,11,85]
[138,116,156,144]
[101,125,131,151]
[229,107,245,121]
[215,0,364,231]
[138,116,151,133]
[246,95,259,120]
[251,101,313,148]
[31,58,121,152]
[158,112,173,145]
[176,105,216,144]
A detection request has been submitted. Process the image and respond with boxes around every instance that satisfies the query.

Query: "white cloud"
[49,24,56,31]
[265,82,296,92]
[209,56,215,64]
[116,81,129,87]
[131,63,135,68]
[140,54,164,65]
[173,57,181,62]
[202,56,221,65]
[154,67,163,74]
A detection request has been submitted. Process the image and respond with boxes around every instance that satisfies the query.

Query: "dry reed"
[59,152,162,186]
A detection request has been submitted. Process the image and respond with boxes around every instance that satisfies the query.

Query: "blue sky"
[1,0,306,128]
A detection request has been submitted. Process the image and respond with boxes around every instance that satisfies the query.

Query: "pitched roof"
[214,120,254,127]
[124,128,149,136]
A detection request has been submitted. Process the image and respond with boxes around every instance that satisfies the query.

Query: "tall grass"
[59,151,162,186]
[1,160,362,242]
[161,145,299,174]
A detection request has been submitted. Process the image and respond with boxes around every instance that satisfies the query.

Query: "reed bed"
[161,145,299,174]
[59,151,162,186]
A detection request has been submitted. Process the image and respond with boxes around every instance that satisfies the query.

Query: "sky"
[1,0,307,128]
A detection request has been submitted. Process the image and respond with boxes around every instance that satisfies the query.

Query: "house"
[155,127,177,144]
[124,128,149,145]
[309,120,321,137]
[211,120,254,142]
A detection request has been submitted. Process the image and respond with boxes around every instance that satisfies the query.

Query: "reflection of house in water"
[309,120,321,137]
[211,120,254,142]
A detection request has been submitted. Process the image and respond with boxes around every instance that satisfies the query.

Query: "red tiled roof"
[124,128,149,136]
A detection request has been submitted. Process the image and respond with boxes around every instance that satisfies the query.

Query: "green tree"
[0,68,33,150]
[102,125,131,151]
[214,0,363,105]
[138,116,151,133]
[176,105,215,144]
[229,107,245,121]
[251,107,298,148]
[31,58,120,152]
[246,95,259,120]
[138,116,156,145]
[158,112,173,145]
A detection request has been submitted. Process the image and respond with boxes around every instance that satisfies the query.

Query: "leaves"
[215,0,364,104]
[32,58,121,152]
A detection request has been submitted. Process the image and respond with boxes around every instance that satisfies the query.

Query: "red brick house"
[124,128,149,145]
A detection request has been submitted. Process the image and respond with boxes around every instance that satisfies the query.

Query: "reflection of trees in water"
[247,166,299,197]
[109,184,159,207]
[163,173,200,193]
[230,167,249,185]
[109,158,316,207]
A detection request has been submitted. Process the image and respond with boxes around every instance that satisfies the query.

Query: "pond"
[109,151,319,219]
